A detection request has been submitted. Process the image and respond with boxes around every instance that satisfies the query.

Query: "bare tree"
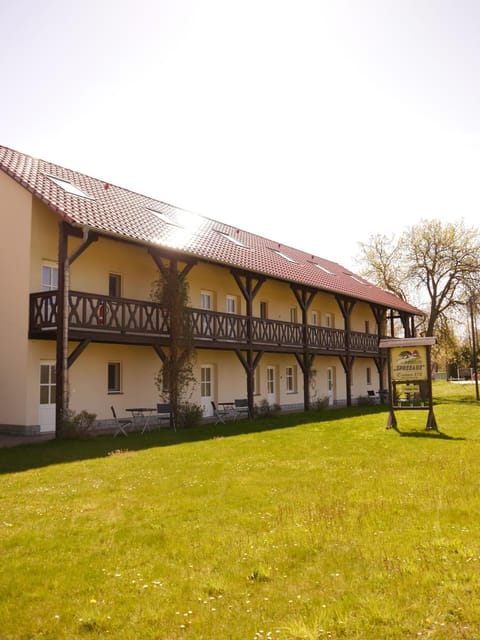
[358,233,409,302]
[358,219,480,337]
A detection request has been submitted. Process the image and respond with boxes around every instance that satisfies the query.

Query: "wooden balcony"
[29,291,381,355]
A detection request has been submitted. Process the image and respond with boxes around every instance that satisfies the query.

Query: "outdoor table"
[126,408,156,434]
[219,402,237,418]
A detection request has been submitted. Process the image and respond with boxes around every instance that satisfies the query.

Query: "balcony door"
[200,365,214,417]
[39,361,56,432]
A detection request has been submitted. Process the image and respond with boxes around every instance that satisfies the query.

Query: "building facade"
[0,145,422,434]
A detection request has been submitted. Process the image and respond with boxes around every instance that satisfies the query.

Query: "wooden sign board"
[379,337,437,431]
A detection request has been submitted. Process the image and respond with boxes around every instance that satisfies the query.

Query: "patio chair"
[234,398,249,419]
[111,406,133,437]
[157,403,175,431]
[211,401,226,424]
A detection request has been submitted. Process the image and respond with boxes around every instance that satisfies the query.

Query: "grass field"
[1,381,479,639]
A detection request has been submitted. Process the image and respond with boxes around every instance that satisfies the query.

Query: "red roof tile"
[0,145,423,315]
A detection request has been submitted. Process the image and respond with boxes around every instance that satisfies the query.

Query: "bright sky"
[2,0,480,271]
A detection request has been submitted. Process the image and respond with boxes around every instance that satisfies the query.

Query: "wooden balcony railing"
[29,291,380,355]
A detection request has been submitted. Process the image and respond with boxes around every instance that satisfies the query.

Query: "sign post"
[379,337,437,431]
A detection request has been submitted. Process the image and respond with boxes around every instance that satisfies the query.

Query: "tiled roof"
[0,144,422,315]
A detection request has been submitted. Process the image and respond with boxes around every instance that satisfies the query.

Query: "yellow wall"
[68,343,161,419]
[0,173,33,427]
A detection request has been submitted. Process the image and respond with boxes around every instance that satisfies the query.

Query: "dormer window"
[45,174,94,200]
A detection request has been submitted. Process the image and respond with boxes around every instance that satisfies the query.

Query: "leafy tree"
[151,261,196,428]
[358,219,480,337]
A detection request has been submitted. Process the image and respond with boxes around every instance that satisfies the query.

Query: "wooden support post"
[55,222,69,437]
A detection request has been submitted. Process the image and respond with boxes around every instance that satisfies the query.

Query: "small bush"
[311,396,329,410]
[177,402,203,428]
[61,409,97,439]
[357,395,375,407]
[254,399,281,418]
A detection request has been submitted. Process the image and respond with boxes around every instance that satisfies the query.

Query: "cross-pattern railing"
[30,291,380,355]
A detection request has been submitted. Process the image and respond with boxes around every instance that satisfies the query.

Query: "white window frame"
[267,367,275,395]
[200,366,212,398]
[41,262,58,291]
[290,307,298,323]
[39,362,56,404]
[200,290,213,310]
[286,365,297,394]
[311,310,318,326]
[107,362,122,394]
[109,272,122,298]
[226,294,237,314]
[366,367,372,386]
[254,368,261,395]
[325,313,334,328]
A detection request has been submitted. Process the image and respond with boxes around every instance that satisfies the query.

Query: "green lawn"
[1,382,479,639]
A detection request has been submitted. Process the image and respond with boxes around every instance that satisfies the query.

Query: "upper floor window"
[290,307,298,323]
[311,310,318,326]
[365,320,370,334]
[109,273,122,298]
[41,263,58,291]
[200,290,213,310]
[226,295,237,314]
[325,313,335,328]
[260,301,268,319]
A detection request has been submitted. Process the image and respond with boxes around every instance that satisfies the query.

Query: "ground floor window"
[108,362,122,393]
[286,365,298,393]
[201,366,212,398]
[366,366,372,385]
[40,363,56,404]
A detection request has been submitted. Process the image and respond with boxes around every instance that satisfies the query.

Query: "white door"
[39,361,56,432]
[327,366,336,407]
[200,365,214,417]
[266,366,277,405]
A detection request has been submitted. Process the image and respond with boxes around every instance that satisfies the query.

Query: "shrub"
[61,409,97,439]
[311,395,329,410]
[356,395,375,407]
[177,402,203,428]
[254,399,281,418]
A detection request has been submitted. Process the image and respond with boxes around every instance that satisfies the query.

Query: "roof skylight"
[310,261,334,275]
[216,230,248,248]
[45,174,94,200]
[270,248,297,263]
[147,208,183,227]
[349,275,369,285]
